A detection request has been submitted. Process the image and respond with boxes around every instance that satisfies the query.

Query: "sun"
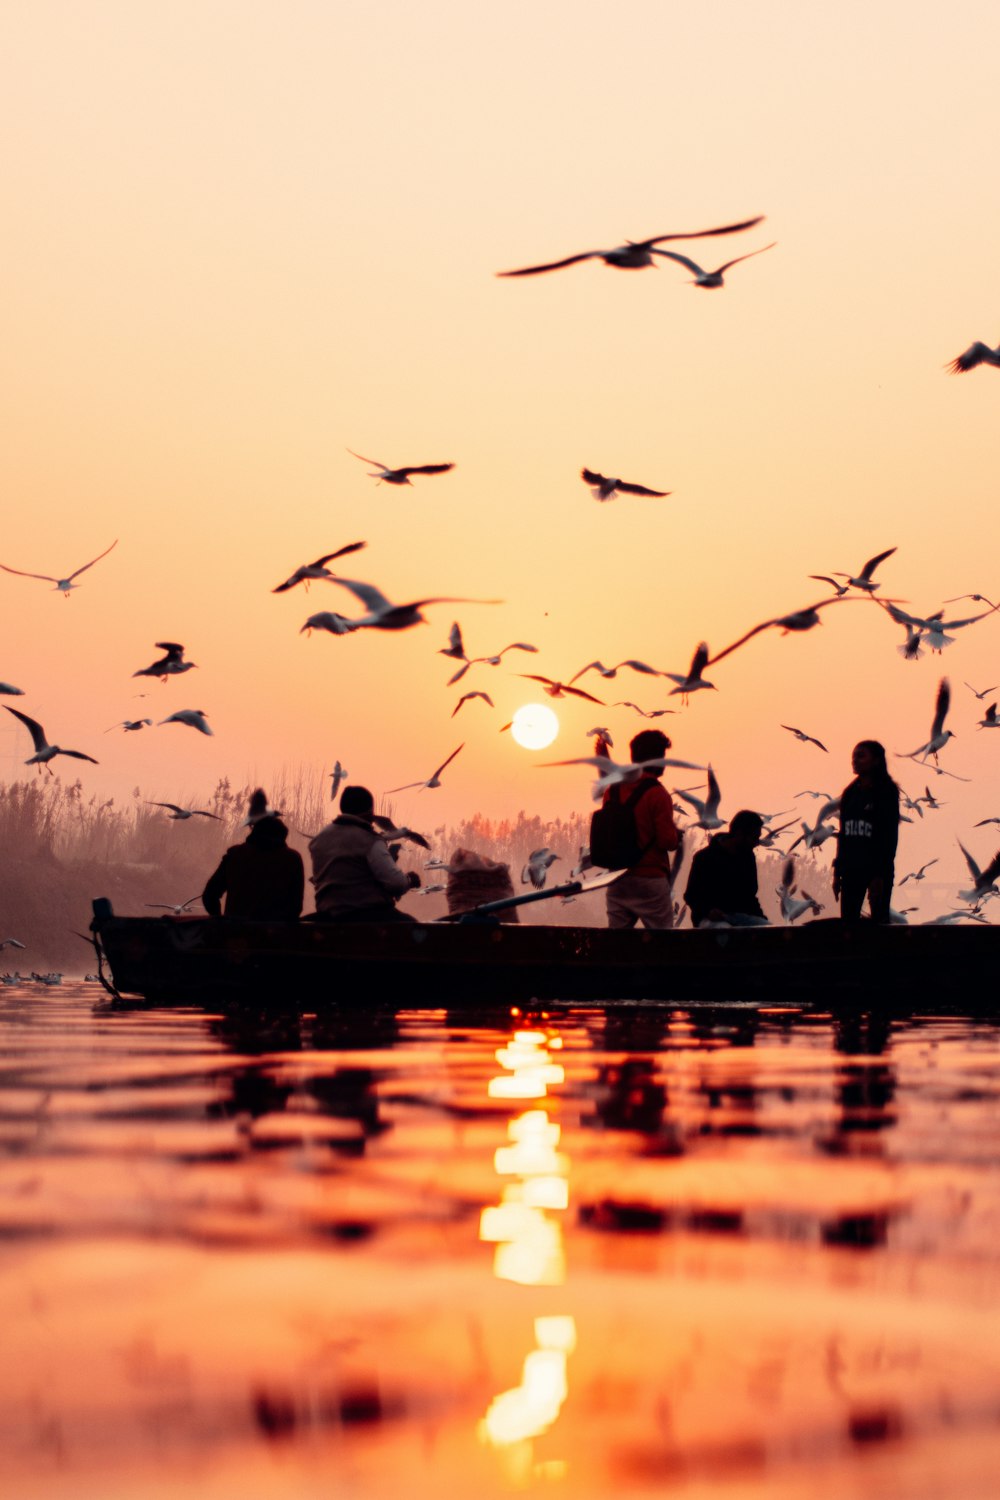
[510,702,559,750]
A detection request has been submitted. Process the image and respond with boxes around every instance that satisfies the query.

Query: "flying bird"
[899,859,939,886]
[159,709,213,736]
[516,674,605,704]
[898,678,954,764]
[0,539,118,598]
[539,751,704,801]
[146,802,222,821]
[272,542,367,593]
[709,597,854,666]
[662,642,716,701]
[966,680,999,700]
[580,468,671,502]
[957,841,1000,904]
[132,642,197,680]
[777,858,823,923]
[145,898,202,915]
[522,848,560,888]
[879,600,998,653]
[452,691,494,717]
[386,743,464,793]
[613,702,677,718]
[807,575,850,597]
[674,765,724,829]
[497,216,765,276]
[781,725,828,752]
[654,241,776,288]
[3,706,98,771]
[105,718,153,733]
[0,939,26,951]
[347,449,454,485]
[371,814,431,850]
[947,341,1000,374]
[570,659,660,684]
[979,703,999,730]
[829,547,897,593]
[314,578,501,633]
[329,761,348,800]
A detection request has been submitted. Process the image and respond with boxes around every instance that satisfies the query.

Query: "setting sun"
[510,703,559,751]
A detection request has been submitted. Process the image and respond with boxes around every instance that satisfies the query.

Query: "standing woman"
[832,740,901,922]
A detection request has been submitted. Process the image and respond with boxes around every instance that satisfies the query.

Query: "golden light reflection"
[479,1025,576,1461]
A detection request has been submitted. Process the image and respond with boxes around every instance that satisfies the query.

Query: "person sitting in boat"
[683,810,768,927]
[597,728,682,930]
[832,740,900,923]
[201,813,305,921]
[309,785,421,922]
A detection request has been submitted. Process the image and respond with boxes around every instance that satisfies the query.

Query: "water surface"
[2,983,999,1497]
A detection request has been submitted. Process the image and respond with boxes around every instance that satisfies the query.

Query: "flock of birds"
[2,211,999,930]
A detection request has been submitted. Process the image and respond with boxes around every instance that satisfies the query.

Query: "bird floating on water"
[347,450,454,485]
[580,468,671,503]
[497,216,765,277]
[0,540,118,598]
[3,706,98,771]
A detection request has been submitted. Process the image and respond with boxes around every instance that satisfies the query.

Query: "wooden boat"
[91,899,999,1007]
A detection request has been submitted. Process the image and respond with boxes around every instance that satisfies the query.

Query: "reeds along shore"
[0,775,806,969]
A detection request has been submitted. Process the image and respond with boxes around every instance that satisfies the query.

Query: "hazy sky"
[2,1,999,896]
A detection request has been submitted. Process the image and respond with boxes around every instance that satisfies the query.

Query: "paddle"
[436,868,627,922]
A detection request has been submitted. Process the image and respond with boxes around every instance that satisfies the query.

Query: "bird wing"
[397,464,454,477]
[581,468,610,488]
[651,249,705,274]
[147,802,183,813]
[409,596,503,609]
[0,565,59,582]
[346,448,388,469]
[976,848,1000,889]
[452,692,492,717]
[562,683,606,704]
[948,342,993,373]
[431,743,464,779]
[569,662,606,684]
[499,642,538,655]
[859,546,897,581]
[707,622,771,665]
[60,750,99,763]
[538,756,616,770]
[688,642,710,679]
[447,661,472,686]
[619,660,659,675]
[3,705,47,751]
[497,251,599,276]
[154,642,185,656]
[647,216,765,244]
[192,810,222,819]
[939,607,999,629]
[67,539,118,581]
[385,780,425,794]
[706,766,721,812]
[808,575,842,590]
[327,577,394,612]
[957,840,983,883]
[517,674,555,688]
[930,678,951,739]
[316,542,367,566]
[714,242,777,275]
[615,482,671,497]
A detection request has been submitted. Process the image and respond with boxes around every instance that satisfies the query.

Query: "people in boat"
[309,785,421,922]
[832,740,901,923]
[602,729,682,930]
[202,814,304,920]
[683,810,769,927]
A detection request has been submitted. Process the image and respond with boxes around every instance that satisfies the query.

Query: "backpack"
[588,779,657,870]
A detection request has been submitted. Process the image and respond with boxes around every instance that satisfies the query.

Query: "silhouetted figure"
[832,740,900,922]
[309,785,420,922]
[684,810,768,927]
[202,816,304,920]
[601,729,682,930]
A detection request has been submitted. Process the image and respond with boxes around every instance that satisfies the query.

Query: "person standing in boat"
[684,810,768,927]
[309,785,421,922]
[832,740,901,923]
[201,812,305,920]
[596,729,682,930]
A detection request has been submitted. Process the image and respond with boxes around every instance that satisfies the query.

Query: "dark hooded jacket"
[202,818,304,919]
[684,833,765,927]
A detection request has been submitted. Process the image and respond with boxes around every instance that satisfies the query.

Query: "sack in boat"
[588,780,656,871]
[446,848,520,923]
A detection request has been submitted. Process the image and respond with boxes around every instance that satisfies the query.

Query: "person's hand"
[407,870,421,890]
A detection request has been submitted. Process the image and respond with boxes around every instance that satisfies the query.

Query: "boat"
[90,899,1000,1007]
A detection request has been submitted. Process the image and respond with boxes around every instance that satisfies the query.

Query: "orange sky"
[2,1,1000,898]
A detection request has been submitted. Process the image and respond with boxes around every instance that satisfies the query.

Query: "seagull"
[105,718,153,732]
[922,909,991,925]
[586,726,613,745]
[979,703,999,730]
[662,642,716,702]
[132,642,197,680]
[947,341,1000,374]
[272,542,366,593]
[899,788,924,820]
[975,816,1000,828]
[796,788,834,801]
[897,624,926,661]
[414,883,447,896]
[386,744,464,793]
[957,841,1000,904]
[244,788,281,826]
[570,659,660,684]
[674,766,724,829]
[807,575,850,597]
[159,709,213,736]
[0,539,118,597]
[709,597,856,666]
[948,595,998,610]
[580,468,671,502]
[448,638,539,685]
[540,751,704,801]
[570,846,595,879]
[829,547,897,593]
[3,706,98,771]
[758,818,798,850]
[898,679,954,764]
[371,815,431,850]
[497,216,766,276]
[300,612,356,635]
[347,449,454,485]
[781,725,828,752]
[916,785,945,811]
[966,680,999,700]
[146,802,222,820]
[317,578,501,632]
[329,760,348,800]
[439,622,467,662]
[654,241,776,288]
[899,859,939,886]
[479,642,538,665]
[145,897,202,915]
[522,848,560,888]
[516,674,605,704]
[777,858,823,923]
[452,691,494,717]
[787,811,838,852]
[880,601,998,654]
[612,701,677,718]
[0,682,24,696]
[0,939,26,951]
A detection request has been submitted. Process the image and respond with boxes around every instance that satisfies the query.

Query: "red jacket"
[602,776,680,878]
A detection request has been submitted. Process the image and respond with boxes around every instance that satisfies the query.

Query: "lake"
[2,982,999,1497]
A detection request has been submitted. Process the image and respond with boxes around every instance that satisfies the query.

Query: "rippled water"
[2,982,1000,1498]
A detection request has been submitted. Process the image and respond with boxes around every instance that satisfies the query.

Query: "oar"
[436,868,626,922]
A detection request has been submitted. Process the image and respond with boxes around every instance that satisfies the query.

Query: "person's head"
[339,785,375,819]
[851,740,888,780]
[630,728,672,776]
[247,815,290,847]
[728,809,764,848]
